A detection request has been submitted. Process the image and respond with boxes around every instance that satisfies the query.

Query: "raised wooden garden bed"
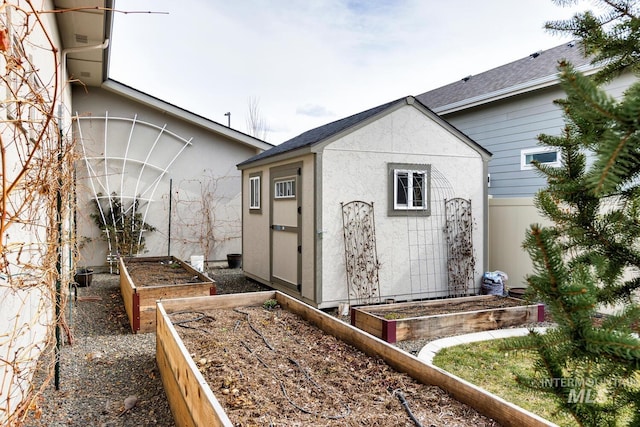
[156,291,553,426]
[119,256,216,333]
[351,294,544,343]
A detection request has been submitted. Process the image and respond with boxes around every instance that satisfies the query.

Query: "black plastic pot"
[226,254,242,269]
[74,268,94,287]
[508,287,526,299]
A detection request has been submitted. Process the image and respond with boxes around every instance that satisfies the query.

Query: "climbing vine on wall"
[172,172,241,265]
[341,200,381,306]
[0,2,73,425]
[89,192,157,258]
[444,198,475,297]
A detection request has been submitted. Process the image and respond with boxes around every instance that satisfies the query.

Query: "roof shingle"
[237,97,405,166]
[416,41,593,110]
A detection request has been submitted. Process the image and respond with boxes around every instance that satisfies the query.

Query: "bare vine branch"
[0,2,77,424]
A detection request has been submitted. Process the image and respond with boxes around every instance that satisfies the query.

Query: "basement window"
[521,147,561,170]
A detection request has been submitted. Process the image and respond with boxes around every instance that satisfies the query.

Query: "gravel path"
[22,266,270,427]
[20,266,546,426]
[22,272,175,427]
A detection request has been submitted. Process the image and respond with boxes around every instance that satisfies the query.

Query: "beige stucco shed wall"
[240,100,488,309]
[318,104,487,307]
[241,154,316,302]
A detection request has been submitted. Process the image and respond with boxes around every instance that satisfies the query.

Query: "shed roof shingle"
[238,95,491,169]
[237,97,405,166]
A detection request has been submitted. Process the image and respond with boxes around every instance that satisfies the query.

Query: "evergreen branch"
[585,329,640,361]
[592,130,634,194]
[528,3,640,423]
[600,305,640,334]
[597,277,640,305]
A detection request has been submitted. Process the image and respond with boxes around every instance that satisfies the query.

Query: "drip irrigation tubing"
[393,388,423,427]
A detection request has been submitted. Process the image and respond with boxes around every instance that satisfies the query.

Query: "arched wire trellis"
[401,166,474,299]
[75,112,192,271]
[445,198,475,297]
[341,201,381,306]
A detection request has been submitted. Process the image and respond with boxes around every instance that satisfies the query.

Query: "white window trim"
[393,169,427,210]
[274,178,296,199]
[249,176,260,209]
[387,163,431,217]
[521,147,561,170]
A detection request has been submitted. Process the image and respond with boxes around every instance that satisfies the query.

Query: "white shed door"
[270,164,301,292]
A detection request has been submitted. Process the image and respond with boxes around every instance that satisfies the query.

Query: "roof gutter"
[102,0,115,82]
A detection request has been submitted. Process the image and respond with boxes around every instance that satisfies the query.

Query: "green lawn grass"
[432,337,579,426]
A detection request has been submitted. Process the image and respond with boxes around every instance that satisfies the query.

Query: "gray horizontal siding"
[444,87,566,198]
[442,74,637,198]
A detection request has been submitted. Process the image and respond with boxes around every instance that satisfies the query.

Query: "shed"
[238,96,491,309]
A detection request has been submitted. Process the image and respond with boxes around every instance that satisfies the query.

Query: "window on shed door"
[388,163,431,216]
[249,174,261,212]
[274,178,296,199]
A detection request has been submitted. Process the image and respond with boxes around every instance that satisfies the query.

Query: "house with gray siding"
[417,41,635,198]
[416,41,638,285]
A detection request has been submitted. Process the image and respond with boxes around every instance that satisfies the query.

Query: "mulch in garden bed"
[171,304,501,426]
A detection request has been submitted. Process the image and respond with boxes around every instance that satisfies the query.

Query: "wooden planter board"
[351,295,545,343]
[119,256,216,333]
[156,291,555,427]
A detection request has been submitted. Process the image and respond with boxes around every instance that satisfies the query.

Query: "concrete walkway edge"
[417,327,549,365]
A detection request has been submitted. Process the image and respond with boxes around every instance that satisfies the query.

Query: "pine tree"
[546,0,640,83]
[506,2,640,425]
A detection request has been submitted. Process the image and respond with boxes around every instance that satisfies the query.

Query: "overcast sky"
[109,1,594,144]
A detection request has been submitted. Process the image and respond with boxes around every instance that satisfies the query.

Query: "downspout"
[61,39,110,92]
[483,158,491,284]
[55,38,110,390]
[60,36,111,273]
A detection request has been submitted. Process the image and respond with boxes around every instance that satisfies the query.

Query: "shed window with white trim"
[249,173,261,212]
[388,163,431,216]
[521,147,561,170]
[274,178,296,199]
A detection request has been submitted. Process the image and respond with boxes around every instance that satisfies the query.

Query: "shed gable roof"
[238,96,489,168]
[416,41,595,113]
[238,97,403,167]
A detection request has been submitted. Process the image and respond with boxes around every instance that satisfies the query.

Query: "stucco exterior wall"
[241,167,271,281]
[318,105,487,307]
[1,1,72,423]
[72,87,260,269]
